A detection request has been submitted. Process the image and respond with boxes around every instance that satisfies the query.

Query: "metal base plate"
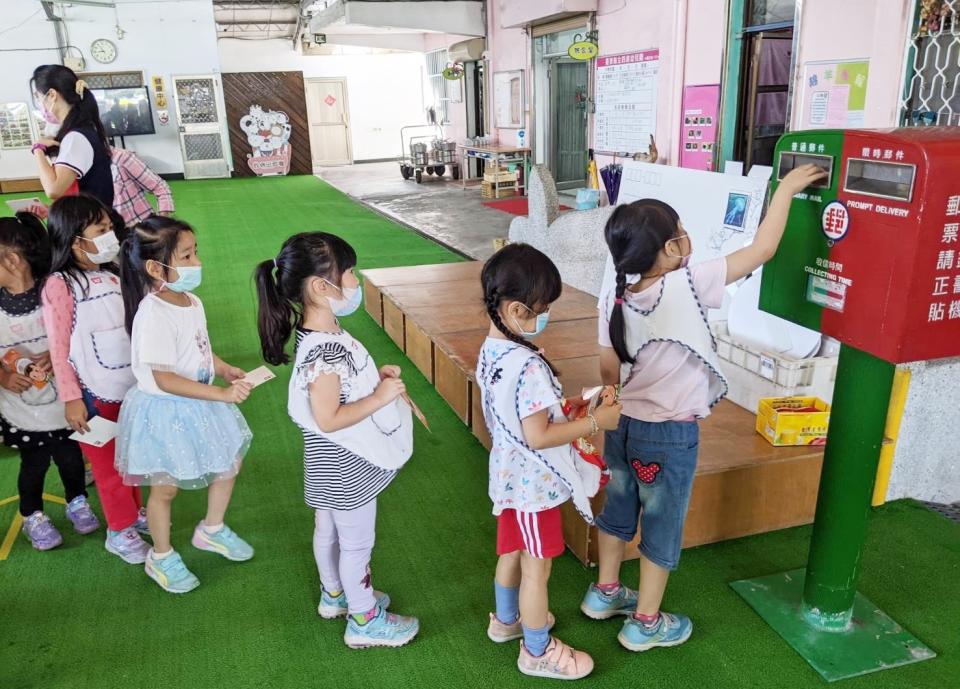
[731,568,936,682]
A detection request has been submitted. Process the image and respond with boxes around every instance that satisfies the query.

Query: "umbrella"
[600,163,623,204]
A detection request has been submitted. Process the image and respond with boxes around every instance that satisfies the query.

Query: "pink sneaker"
[517,637,594,680]
[487,611,556,643]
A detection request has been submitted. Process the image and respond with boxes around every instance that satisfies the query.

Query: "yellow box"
[756,396,831,447]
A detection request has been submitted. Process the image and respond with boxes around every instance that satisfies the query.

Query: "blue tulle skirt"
[116,388,252,489]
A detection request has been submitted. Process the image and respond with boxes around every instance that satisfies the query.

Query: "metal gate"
[900,0,960,126]
[171,75,230,179]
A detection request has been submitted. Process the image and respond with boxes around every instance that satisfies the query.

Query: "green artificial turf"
[0,176,957,689]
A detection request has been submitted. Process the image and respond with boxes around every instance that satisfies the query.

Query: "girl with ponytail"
[580,164,827,654]
[477,243,620,681]
[255,232,419,649]
[115,215,255,594]
[31,64,114,205]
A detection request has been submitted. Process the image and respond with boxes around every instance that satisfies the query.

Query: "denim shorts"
[595,416,699,571]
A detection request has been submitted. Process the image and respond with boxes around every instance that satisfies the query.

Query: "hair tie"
[615,298,624,305]
[75,79,88,96]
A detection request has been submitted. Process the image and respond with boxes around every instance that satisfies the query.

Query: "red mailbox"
[819,128,960,363]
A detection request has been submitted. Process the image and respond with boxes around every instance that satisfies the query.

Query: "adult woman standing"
[31,65,114,206]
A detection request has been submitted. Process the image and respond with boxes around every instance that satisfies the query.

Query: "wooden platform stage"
[362,262,824,566]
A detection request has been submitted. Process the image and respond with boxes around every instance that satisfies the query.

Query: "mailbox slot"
[843,159,916,202]
[778,152,833,189]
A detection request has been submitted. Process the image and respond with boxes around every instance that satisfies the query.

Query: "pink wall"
[481,0,910,173]
[423,33,474,143]
[486,0,531,143]
[791,0,913,128]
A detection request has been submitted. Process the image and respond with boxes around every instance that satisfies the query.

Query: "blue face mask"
[323,278,362,317]
[162,264,202,293]
[514,304,550,339]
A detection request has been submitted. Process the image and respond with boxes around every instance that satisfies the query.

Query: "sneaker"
[343,606,420,649]
[104,527,151,564]
[618,612,693,652]
[191,523,254,561]
[134,507,150,536]
[22,511,63,551]
[145,549,200,594]
[65,496,100,535]
[318,589,391,619]
[580,583,639,620]
[517,637,594,680]
[487,611,557,643]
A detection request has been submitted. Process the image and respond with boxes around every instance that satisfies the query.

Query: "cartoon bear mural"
[239,105,293,176]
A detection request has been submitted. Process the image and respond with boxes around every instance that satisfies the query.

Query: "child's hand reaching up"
[221,380,253,404]
[778,163,828,196]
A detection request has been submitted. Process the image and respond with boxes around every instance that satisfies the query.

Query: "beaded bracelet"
[586,412,599,436]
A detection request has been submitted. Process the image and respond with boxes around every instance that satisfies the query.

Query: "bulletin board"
[679,84,720,171]
[0,102,35,150]
[799,60,870,129]
[594,49,659,154]
[493,70,524,129]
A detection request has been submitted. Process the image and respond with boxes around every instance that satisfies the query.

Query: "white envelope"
[69,416,118,448]
[242,366,276,388]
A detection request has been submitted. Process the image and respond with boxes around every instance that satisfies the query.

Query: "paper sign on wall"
[594,49,659,154]
[800,60,869,129]
[679,84,720,171]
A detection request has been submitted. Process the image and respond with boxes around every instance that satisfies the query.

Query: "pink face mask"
[35,92,59,124]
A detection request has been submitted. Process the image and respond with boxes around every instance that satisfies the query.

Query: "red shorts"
[496,507,564,559]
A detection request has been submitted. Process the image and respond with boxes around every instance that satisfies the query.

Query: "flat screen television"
[92,86,156,137]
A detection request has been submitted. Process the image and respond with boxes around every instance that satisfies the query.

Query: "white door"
[305,78,352,167]
[171,75,230,179]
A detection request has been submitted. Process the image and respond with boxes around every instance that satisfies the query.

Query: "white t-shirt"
[53,131,94,178]
[131,293,215,395]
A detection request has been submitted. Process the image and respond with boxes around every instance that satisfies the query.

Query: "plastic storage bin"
[711,321,837,412]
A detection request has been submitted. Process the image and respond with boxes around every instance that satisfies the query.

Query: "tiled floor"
[922,501,960,523]
[317,162,513,261]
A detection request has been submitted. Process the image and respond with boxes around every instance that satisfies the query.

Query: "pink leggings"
[313,499,378,615]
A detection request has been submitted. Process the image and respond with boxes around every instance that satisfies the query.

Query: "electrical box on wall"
[760,128,960,364]
[63,56,85,72]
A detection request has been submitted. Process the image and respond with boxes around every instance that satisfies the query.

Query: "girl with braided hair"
[580,164,826,652]
[476,243,621,681]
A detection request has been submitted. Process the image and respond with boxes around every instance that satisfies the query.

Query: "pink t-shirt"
[598,257,727,422]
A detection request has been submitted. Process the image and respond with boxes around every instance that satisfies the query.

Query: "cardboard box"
[756,396,830,446]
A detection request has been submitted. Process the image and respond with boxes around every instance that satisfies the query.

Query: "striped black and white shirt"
[294,329,396,510]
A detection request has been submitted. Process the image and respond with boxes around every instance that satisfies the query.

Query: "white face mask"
[322,278,362,317]
[82,231,120,265]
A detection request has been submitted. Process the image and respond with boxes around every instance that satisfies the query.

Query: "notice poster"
[800,60,869,129]
[594,49,659,155]
[679,84,720,171]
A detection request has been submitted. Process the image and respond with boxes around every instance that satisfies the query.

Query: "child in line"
[255,232,418,649]
[43,194,148,563]
[477,243,621,680]
[580,164,826,651]
[116,216,254,594]
[0,213,99,550]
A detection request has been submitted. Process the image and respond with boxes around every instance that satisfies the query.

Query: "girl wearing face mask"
[477,243,621,681]
[581,164,827,653]
[30,65,114,205]
[255,232,419,649]
[43,194,149,564]
[0,212,100,552]
[114,216,255,594]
